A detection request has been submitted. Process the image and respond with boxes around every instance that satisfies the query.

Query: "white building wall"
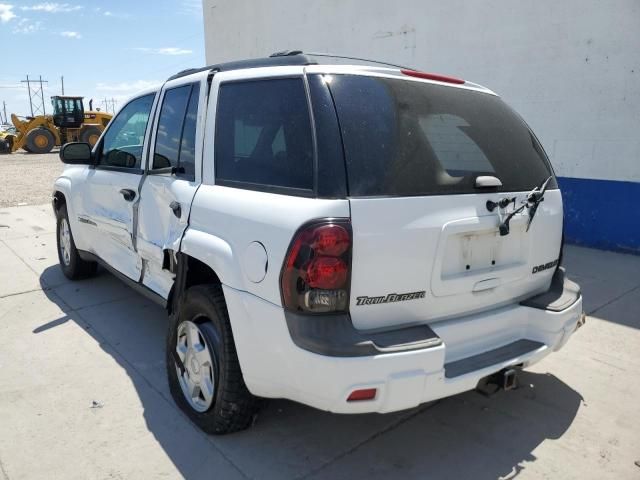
[202,0,640,252]
[203,0,640,183]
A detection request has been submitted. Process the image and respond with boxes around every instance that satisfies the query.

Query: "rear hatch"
[320,71,562,330]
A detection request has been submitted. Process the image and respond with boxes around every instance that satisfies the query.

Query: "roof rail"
[302,52,413,70]
[166,50,414,81]
[166,53,316,81]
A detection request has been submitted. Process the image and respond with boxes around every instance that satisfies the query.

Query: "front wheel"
[25,128,55,154]
[56,205,97,279]
[167,284,261,434]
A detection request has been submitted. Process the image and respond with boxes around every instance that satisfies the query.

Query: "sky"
[0,0,205,120]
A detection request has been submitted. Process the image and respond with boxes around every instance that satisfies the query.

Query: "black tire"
[79,126,102,147]
[56,204,98,280]
[25,128,55,154]
[167,284,261,434]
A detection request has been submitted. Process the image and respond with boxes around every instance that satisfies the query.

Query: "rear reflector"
[347,388,377,402]
[401,69,465,85]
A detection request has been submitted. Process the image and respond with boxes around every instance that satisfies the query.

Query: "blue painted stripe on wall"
[558,177,640,254]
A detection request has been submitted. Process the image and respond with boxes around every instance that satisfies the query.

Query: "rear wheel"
[4,135,14,152]
[25,128,55,154]
[167,284,261,434]
[79,126,102,147]
[56,205,97,279]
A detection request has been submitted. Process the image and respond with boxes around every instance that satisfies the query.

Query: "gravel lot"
[0,151,63,208]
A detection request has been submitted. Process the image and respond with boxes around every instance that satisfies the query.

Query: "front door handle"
[169,201,182,218]
[119,189,136,202]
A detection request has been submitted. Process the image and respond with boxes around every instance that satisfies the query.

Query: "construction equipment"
[0,126,15,153]
[7,96,112,154]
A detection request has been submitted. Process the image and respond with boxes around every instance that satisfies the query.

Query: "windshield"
[324,74,556,196]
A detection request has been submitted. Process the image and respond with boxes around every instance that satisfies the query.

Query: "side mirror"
[59,142,93,165]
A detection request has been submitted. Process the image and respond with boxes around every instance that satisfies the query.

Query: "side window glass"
[178,83,200,180]
[215,78,313,192]
[153,83,200,180]
[99,94,155,169]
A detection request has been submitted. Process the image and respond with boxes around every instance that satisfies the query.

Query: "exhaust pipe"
[476,368,519,396]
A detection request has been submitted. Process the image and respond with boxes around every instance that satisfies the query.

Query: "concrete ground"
[0,204,639,480]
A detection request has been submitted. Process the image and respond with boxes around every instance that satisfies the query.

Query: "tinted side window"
[179,83,200,179]
[215,78,313,192]
[99,94,155,169]
[153,85,197,178]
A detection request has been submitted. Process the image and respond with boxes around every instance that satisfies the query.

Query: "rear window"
[215,78,314,193]
[325,74,555,196]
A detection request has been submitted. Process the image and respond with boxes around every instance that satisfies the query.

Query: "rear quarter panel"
[184,185,350,305]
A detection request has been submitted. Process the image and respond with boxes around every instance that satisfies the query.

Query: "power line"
[21,75,49,117]
[101,97,117,114]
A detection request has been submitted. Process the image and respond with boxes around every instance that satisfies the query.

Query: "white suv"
[53,52,584,434]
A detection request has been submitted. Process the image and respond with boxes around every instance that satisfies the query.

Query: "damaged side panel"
[75,168,145,281]
[134,72,208,299]
[136,176,198,299]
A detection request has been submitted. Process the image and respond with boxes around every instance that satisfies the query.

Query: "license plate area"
[431,215,530,297]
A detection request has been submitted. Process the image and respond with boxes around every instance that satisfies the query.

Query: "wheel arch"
[167,251,227,316]
[179,229,239,285]
[52,189,67,213]
[52,177,89,251]
[52,176,72,213]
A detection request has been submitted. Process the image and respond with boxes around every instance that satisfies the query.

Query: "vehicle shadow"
[37,266,583,480]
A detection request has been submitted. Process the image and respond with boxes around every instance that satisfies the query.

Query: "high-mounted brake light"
[400,69,465,85]
[281,220,352,313]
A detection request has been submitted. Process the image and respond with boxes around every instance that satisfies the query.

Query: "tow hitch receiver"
[476,368,519,396]
[503,368,517,391]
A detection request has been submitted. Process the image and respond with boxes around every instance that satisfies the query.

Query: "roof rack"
[301,52,413,70]
[166,52,316,81]
[166,50,413,81]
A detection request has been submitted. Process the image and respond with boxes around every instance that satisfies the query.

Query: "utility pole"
[61,76,64,95]
[21,75,49,116]
[39,76,46,115]
[102,97,117,114]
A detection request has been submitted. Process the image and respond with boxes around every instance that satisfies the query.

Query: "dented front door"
[74,92,157,282]
[78,168,143,281]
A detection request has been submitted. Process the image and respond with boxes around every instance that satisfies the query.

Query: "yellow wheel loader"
[7,96,112,154]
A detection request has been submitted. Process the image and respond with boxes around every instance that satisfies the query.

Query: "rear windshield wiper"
[496,176,553,236]
[525,175,553,231]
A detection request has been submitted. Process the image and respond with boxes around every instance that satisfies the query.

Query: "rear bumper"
[224,286,583,414]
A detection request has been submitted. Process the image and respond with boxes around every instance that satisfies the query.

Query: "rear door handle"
[473,277,501,292]
[119,189,136,201]
[169,201,181,218]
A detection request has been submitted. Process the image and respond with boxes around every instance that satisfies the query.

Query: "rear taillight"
[281,219,352,313]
